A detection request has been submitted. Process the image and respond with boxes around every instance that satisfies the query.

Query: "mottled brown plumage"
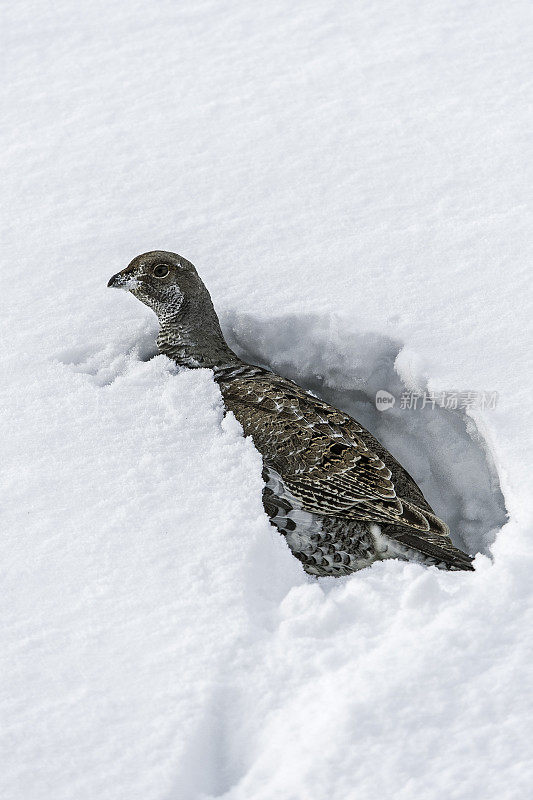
[108,251,474,575]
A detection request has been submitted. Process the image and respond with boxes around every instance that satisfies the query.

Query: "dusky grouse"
[108,250,474,574]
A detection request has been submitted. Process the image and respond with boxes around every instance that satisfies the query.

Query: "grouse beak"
[107,269,138,291]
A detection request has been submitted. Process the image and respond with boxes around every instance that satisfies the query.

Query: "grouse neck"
[156,306,241,371]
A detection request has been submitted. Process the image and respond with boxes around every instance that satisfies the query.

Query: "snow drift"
[2,0,532,799]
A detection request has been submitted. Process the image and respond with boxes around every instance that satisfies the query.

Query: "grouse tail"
[382,525,475,571]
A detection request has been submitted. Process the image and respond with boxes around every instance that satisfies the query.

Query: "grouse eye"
[153,264,169,278]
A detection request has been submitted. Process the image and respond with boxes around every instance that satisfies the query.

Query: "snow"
[1,1,532,799]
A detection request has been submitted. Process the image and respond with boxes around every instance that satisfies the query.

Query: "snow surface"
[2,1,532,799]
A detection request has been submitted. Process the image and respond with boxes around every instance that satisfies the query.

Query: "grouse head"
[108,250,236,368]
[107,250,210,321]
